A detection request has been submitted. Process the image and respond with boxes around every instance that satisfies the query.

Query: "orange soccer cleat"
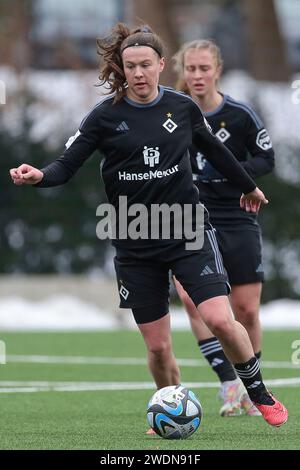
[253,395,288,427]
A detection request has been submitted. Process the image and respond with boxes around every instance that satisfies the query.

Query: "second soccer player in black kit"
[173,39,274,418]
[10,23,287,428]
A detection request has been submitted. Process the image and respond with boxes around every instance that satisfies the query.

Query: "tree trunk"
[242,0,291,81]
[130,0,180,86]
[0,0,32,72]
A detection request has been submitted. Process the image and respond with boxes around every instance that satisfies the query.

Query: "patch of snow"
[0,296,299,331]
[0,295,119,331]
[1,67,300,149]
[171,298,300,330]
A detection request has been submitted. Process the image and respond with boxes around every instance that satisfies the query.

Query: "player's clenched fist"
[10,164,43,185]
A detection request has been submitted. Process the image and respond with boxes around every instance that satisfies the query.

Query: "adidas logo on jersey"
[116,121,130,132]
[200,265,214,276]
[256,263,264,273]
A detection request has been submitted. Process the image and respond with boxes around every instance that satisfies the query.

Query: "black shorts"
[114,229,230,324]
[214,226,264,285]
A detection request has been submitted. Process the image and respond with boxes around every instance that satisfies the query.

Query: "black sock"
[199,337,237,382]
[255,351,262,361]
[234,356,274,405]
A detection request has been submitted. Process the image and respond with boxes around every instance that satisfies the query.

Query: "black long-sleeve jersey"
[191,94,274,228]
[36,86,256,248]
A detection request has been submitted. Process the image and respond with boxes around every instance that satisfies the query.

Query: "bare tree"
[0,0,32,72]
[242,0,291,81]
[130,0,180,86]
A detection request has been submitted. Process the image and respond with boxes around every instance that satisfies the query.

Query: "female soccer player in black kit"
[173,39,274,418]
[10,23,287,427]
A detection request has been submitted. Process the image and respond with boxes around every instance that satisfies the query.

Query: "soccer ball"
[146,385,202,439]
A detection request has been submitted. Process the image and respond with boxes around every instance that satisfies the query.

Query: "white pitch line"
[260,361,300,369]
[6,355,300,369]
[6,355,149,365]
[0,377,300,394]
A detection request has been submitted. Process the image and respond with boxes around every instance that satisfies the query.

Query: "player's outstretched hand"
[10,164,43,185]
[240,187,269,213]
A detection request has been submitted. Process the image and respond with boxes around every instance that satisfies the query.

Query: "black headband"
[121,42,162,58]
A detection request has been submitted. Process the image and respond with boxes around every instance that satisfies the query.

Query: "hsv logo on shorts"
[119,285,129,300]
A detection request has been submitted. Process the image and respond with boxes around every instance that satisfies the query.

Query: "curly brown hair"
[97,23,164,103]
